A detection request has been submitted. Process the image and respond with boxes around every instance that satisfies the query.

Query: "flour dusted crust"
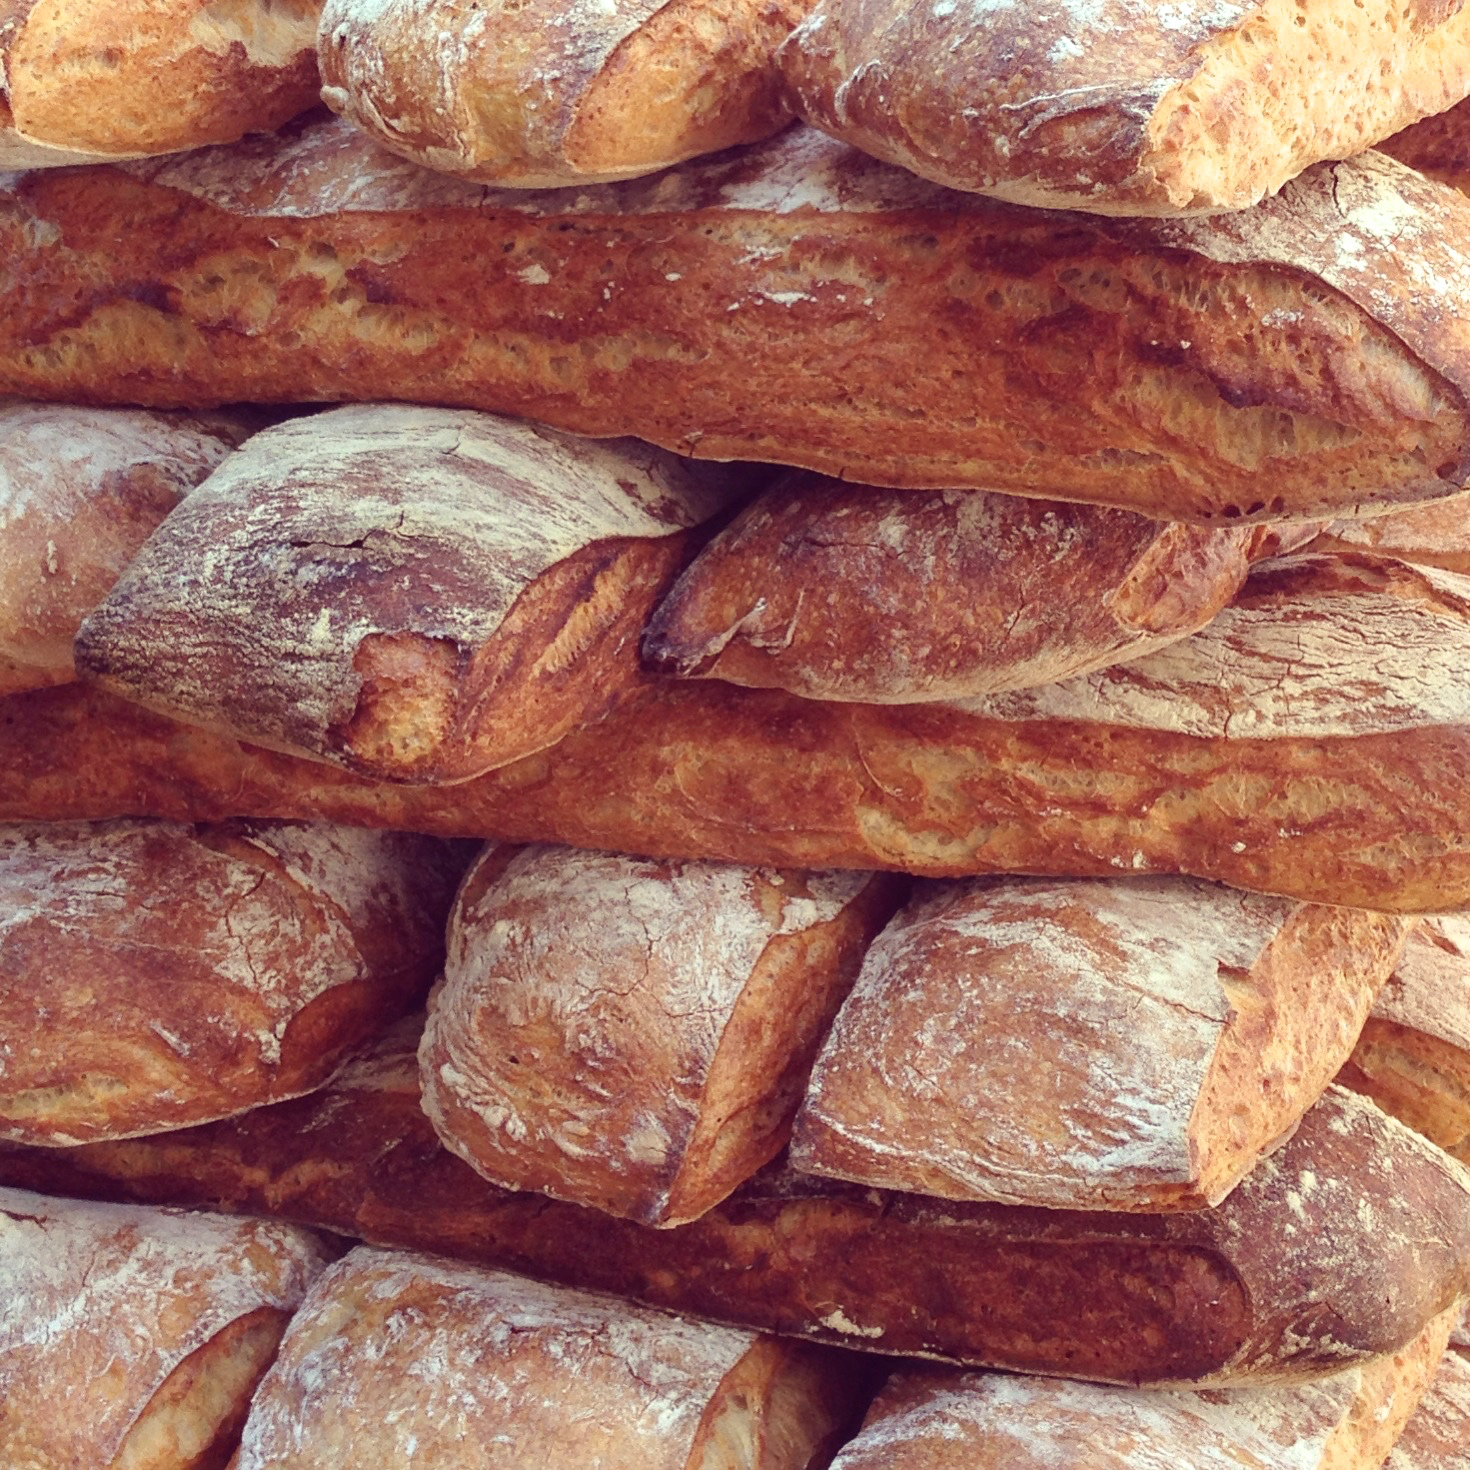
[75,404,747,784]
[1388,1350,1470,1468]
[422,844,895,1225]
[644,475,1303,702]
[0,402,243,696]
[317,0,808,186]
[779,0,1470,216]
[234,1246,858,1469]
[831,1310,1456,1470]
[0,1187,330,1469]
[793,877,1408,1211]
[1338,916,1470,1163]
[0,818,464,1145]
[9,1028,1470,1389]
[0,0,323,167]
[9,124,1470,523]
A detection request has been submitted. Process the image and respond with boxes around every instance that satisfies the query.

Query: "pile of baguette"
[5,0,1470,1465]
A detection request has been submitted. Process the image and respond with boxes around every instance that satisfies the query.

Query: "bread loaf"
[644,474,1311,701]
[234,1245,861,1469]
[1387,1349,1470,1468]
[1307,494,1470,575]
[317,0,808,186]
[792,876,1408,1211]
[0,818,465,1145]
[0,402,243,696]
[778,0,1470,216]
[0,0,323,167]
[10,554,1470,910]
[75,404,747,783]
[423,844,898,1225]
[1338,916,1470,1163]
[8,119,1470,522]
[1383,96,1470,191]
[0,1186,331,1470]
[828,1310,1456,1470]
[5,1024,1466,1387]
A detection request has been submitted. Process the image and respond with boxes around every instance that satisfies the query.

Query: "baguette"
[1383,96,1470,192]
[4,1023,1466,1387]
[1388,1350,1470,1468]
[0,818,466,1145]
[317,0,808,185]
[829,1311,1455,1470]
[778,0,1470,216]
[9,119,1470,522]
[1307,494,1470,575]
[0,1186,331,1470]
[643,475,1311,702]
[423,844,899,1225]
[1338,916,1470,1163]
[0,0,323,168]
[792,876,1408,1211]
[75,404,748,783]
[0,402,244,696]
[9,554,1470,910]
[234,1245,862,1469]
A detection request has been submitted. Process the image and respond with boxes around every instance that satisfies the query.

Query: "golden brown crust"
[317,0,806,186]
[1382,95,1470,190]
[0,1188,331,1470]
[422,845,899,1226]
[792,877,1407,1212]
[0,403,243,695]
[645,474,1286,701]
[0,0,322,166]
[7,120,1470,522]
[73,405,746,784]
[1307,492,1470,576]
[3,1027,1466,1389]
[0,818,466,1145]
[1386,1350,1470,1469]
[779,0,1470,215]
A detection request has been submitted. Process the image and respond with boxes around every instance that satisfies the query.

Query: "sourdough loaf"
[0,818,465,1145]
[8,120,1470,521]
[778,0,1470,216]
[1338,915,1470,1163]
[75,404,747,783]
[828,1311,1455,1470]
[11,554,1470,910]
[793,876,1408,1211]
[423,844,898,1225]
[317,0,808,185]
[0,0,323,167]
[0,1186,331,1470]
[1387,1350,1470,1468]
[643,476,1310,702]
[4,1024,1467,1388]
[0,402,243,695]
[234,1245,861,1469]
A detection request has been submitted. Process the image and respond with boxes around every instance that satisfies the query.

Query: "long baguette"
[8,119,1470,521]
[2,1022,1466,1388]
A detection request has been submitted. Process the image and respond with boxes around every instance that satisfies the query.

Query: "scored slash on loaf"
[10,120,1470,521]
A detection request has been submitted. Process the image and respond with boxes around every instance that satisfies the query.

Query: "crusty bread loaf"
[0,1186,331,1470]
[644,474,1311,701]
[1338,916,1470,1163]
[1383,95,1470,191]
[1387,1349,1470,1468]
[75,404,747,783]
[829,1310,1456,1470]
[0,0,323,167]
[793,876,1408,1212]
[317,0,808,186]
[778,0,1470,217]
[0,818,465,1145]
[234,1245,861,1469]
[11,554,1470,910]
[9,121,1470,523]
[1307,493,1470,575]
[423,844,898,1225]
[6,1023,1467,1388]
[0,402,244,696]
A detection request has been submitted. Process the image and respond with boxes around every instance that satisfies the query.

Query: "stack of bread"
[4,0,1470,1464]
